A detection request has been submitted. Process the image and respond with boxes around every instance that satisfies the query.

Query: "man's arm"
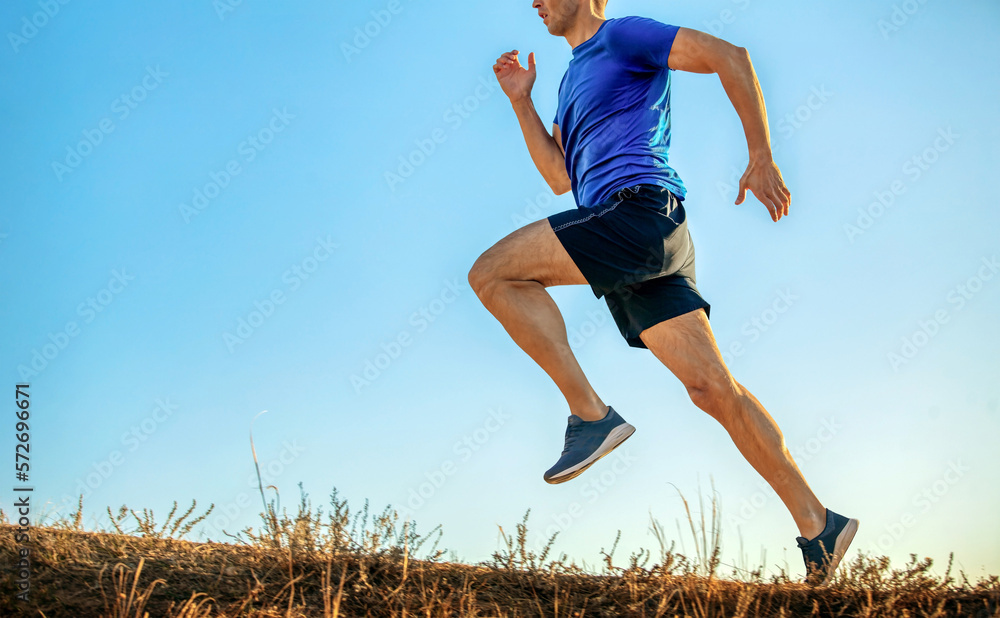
[668,28,791,222]
[494,50,572,195]
[510,99,572,195]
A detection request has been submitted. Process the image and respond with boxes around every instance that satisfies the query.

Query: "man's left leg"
[638,308,827,540]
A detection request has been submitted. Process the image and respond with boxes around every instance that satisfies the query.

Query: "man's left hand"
[736,157,791,222]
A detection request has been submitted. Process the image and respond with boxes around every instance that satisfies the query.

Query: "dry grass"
[1,485,998,617]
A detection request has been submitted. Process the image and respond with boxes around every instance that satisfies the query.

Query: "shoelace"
[562,423,581,454]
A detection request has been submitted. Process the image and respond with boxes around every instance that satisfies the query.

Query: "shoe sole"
[818,518,860,587]
[544,422,635,485]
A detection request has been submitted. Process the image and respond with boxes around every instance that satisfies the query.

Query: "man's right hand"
[494,50,536,103]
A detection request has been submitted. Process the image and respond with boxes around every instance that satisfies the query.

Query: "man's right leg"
[639,309,828,538]
[468,218,607,422]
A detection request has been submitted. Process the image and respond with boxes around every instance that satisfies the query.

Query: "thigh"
[638,307,731,387]
[475,218,589,288]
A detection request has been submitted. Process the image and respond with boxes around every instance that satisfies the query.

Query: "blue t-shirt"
[553,16,687,206]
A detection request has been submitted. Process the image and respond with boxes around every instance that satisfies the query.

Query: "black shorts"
[547,184,710,349]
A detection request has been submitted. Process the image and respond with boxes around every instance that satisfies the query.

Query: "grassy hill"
[1,489,997,617]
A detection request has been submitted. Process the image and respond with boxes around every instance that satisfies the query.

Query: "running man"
[468,0,858,585]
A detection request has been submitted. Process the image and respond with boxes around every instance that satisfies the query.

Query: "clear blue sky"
[1,0,998,579]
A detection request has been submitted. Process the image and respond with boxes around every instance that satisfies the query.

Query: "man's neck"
[564,15,605,49]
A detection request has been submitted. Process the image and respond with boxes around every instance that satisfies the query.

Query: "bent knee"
[467,259,487,296]
[468,262,492,301]
[468,253,508,301]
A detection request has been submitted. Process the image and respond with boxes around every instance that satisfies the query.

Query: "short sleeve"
[553,72,568,125]
[604,16,680,71]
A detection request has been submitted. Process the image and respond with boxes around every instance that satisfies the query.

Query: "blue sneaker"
[796,508,859,586]
[544,406,635,484]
